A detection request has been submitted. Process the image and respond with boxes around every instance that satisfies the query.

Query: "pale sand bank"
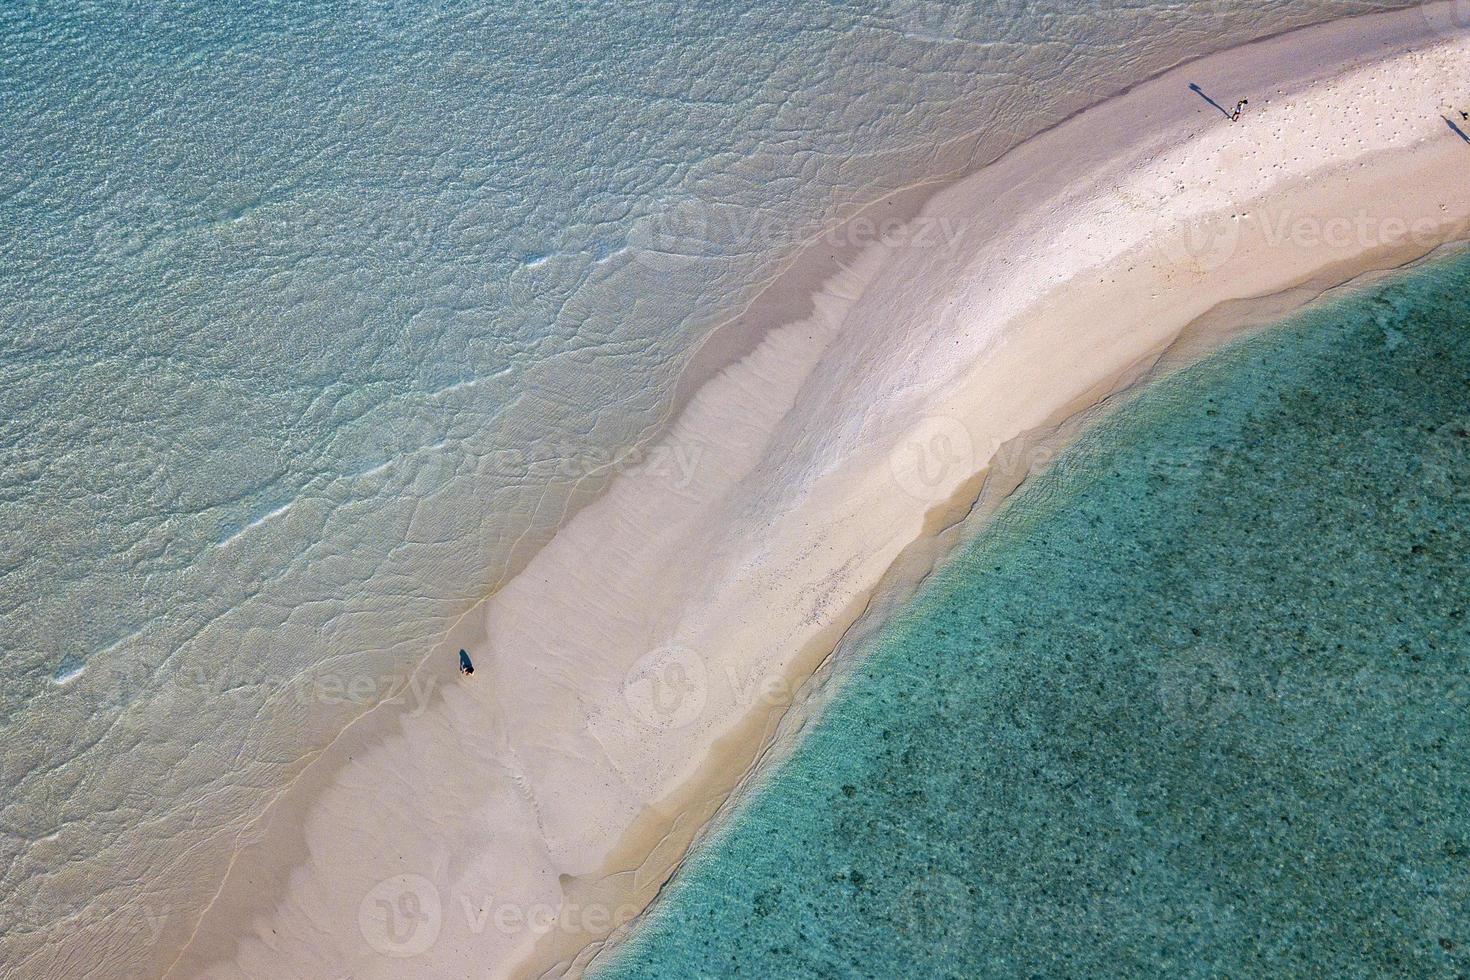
[164,6,1470,978]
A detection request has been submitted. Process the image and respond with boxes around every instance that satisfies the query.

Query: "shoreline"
[164,6,1470,978]
[583,234,1470,976]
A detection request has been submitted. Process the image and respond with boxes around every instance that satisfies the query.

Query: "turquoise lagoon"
[600,251,1470,977]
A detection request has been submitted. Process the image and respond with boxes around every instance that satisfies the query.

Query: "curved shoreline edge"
[582,234,1470,978]
[165,5,1470,978]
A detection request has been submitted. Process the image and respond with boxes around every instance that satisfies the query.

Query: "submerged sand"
[161,5,1470,978]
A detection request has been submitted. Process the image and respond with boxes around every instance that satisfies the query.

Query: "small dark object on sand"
[459,649,474,676]
[1230,98,1248,122]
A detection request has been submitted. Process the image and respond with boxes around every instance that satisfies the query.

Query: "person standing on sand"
[1231,99,1248,122]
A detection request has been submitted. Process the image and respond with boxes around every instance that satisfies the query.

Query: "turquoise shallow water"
[599,251,1470,978]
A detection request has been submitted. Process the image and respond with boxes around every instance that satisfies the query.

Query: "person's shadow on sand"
[1190,82,1231,118]
[1444,115,1470,144]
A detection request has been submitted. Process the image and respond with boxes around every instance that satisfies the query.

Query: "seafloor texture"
[597,250,1470,978]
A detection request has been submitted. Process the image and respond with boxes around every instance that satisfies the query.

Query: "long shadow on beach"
[1444,115,1470,144]
[1189,82,1231,118]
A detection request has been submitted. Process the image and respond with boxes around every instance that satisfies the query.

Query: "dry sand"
[161,5,1470,978]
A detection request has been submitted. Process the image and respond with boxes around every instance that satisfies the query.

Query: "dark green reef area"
[601,250,1470,979]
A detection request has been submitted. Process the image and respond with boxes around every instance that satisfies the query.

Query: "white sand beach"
[138,5,1470,978]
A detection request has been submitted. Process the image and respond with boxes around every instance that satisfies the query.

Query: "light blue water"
[597,250,1470,978]
[0,0,1429,974]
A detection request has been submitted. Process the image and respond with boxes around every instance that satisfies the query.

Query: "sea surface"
[597,249,1470,977]
[0,0,1430,973]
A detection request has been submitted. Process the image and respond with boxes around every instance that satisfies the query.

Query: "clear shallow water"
[598,250,1470,977]
[0,0,1427,973]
